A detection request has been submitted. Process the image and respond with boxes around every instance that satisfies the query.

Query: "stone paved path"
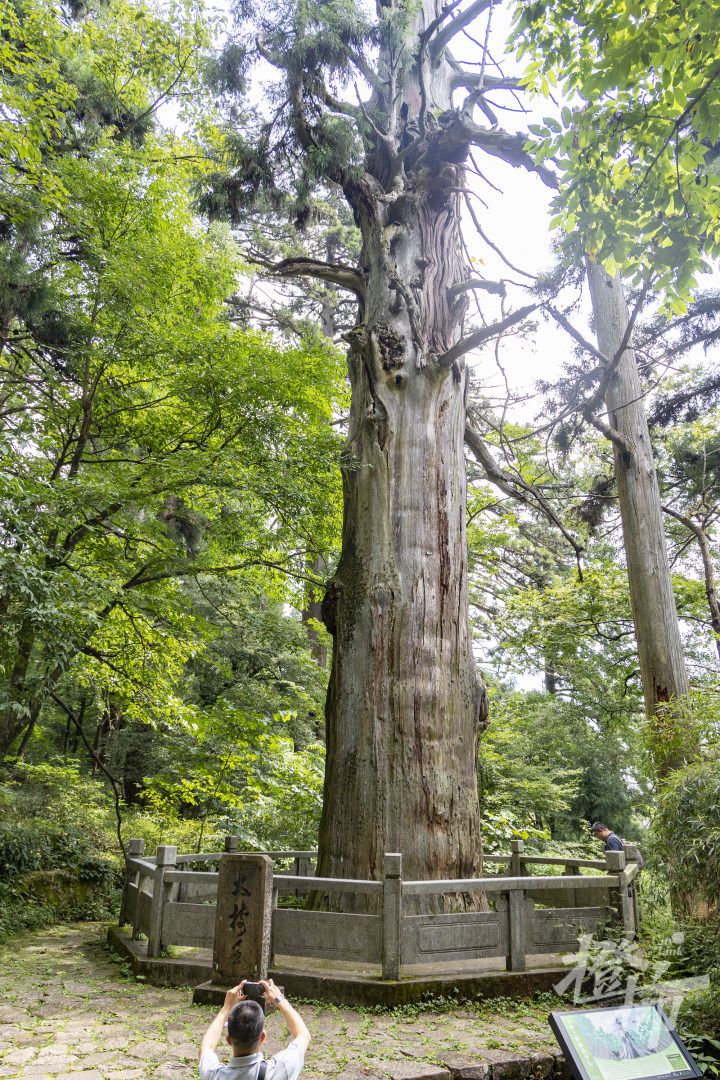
[0,925,559,1080]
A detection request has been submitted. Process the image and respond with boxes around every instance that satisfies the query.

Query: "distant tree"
[510,0,720,772]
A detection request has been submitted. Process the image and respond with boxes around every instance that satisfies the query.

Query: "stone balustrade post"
[507,889,527,971]
[623,844,642,929]
[147,845,177,958]
[224,835,239,853]
[605,849,634,935]
[564,860,580,908]
[604,849,626,872]
[120,838,144,928]
[510,838,524,878]
[382,853,402,981]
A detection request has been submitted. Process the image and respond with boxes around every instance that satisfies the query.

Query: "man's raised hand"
[223,984,244,1011]
[259,978,283,1005]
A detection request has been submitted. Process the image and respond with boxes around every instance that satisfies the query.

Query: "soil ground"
[0,924,561,1080]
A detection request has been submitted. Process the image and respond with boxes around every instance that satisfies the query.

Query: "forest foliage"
[0,0,719,1050]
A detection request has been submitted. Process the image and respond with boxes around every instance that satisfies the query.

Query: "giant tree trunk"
[315,21,487,903]
[586,262,691,776]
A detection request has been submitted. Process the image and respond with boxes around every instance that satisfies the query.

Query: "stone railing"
[119,838,641,981]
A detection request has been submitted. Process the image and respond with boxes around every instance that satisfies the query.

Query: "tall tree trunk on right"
[586,262,691,776]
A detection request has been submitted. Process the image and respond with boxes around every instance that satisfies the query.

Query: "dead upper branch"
[430,0,495,58]
[448,277,506,299]
[438,303,537,367]
[250,255,366,301]
[465,421,585,562]
[459,120,559,189]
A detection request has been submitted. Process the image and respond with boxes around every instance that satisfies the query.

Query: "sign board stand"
[550,1004,702,1080]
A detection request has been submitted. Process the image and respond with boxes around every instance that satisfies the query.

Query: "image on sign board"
[557,1006,695,1080]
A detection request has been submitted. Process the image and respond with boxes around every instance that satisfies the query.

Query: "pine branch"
[437,303,537,367]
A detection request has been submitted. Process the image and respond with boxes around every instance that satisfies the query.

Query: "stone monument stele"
[212,853,273,986]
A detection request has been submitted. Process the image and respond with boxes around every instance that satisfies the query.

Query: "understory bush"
[678,989,720,1075]
[0,748,325,940]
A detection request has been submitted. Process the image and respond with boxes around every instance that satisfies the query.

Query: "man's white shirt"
[199,1039,306,1080]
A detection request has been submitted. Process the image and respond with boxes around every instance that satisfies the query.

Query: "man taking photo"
[199,978,311,1080]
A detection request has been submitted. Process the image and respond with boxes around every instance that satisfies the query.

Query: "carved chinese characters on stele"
[212,854,273,986]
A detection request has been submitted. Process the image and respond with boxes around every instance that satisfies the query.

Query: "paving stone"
[3,1048,36,1067]
[472,1050,555,1080]
[0,1008,26,1024]
[73,1051,124,1068]
[439,1054,491,1080]
[385,1064,452,1080]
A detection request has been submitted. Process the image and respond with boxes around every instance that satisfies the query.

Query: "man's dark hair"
[227,1000,264,1046]
[591,822,608,832]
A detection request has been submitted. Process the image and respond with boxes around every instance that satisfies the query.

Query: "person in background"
[199,978,310,1080]
[591,822,624,851]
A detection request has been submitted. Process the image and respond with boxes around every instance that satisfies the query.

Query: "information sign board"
[550,1004,702,1080]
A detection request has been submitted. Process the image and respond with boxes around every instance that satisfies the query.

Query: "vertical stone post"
[510,838,524,878]
[225,835,240,853]
[624,844,642,930]
[382,853,402,981]
[295,854,312,900]
[565,862,581,909]
[507,889,527,971]
[212,854,273,986]
[147,845,176,958]
[297,854,313,878]
[605,849,634,935]
[120,838,144,927]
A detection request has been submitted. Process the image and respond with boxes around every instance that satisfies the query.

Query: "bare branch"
[250,255,366,301]
[583,409,634,455]
[430,0,495,58]
[438,303,537,367]
[460,120,559,188]
[546,305,606,365]
[465,422,585,561]
[448,277,506,300]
